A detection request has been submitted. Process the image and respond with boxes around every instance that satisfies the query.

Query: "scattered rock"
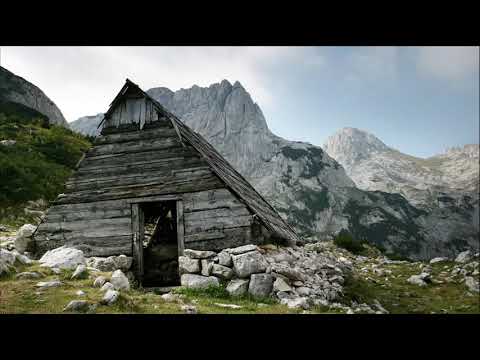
[226,279,250,297]
[296,287,312,297]
[36,280,62,290]
[270,263,304,281]
[101,289,120,305]
[181,304,197,314]
[161,293,183,303]
[465,276,479,293]
[430,257,448,264]
[110,270,130,290]
[183,249,216,259]
[93,276,107,288]
[39,246,85,270]
[86,255,133,272]
[273,277,293,293]
[232,251,268,278]
[178,256,200,274]
[248,273,273,298]
[64,300,90,312]
[180,274,220,289]
[281,297,310,310]
[211,264,234,280]
[71,264,88,280]
[407,274,428,287]
[14,224,37,253]
[214,303,243,309]
[227,244,258,255]
[16,271,42,280]
[75,290,86,296]
[100,282,115,292]
[455,251,472,264]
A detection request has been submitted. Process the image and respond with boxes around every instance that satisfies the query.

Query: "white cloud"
[345,46,399,83]
[416,46,479,84]
[1,46,325,122]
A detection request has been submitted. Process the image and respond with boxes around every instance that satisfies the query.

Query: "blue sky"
[3,46,478,158]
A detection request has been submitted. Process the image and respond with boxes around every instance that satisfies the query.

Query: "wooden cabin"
[33,79,301,286]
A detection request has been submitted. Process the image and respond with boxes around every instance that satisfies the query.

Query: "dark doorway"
[141,201,180,287]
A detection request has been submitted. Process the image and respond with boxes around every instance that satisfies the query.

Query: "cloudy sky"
[2,46,478,158]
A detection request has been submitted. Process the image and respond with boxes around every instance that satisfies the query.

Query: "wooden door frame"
[130,196,185,282]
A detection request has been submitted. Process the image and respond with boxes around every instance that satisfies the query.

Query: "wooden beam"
[176,200,185,256]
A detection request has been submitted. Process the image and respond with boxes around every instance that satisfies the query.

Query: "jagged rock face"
[323,128,479,209]
[70,81,479,260]
[0,66,68,127]
[69,113,103,137]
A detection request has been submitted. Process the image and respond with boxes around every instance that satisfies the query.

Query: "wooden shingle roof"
[101,79,302,245]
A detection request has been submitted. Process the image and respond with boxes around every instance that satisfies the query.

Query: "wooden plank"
[176,200,185,256]
[183,189,244,212]
[184,227,257,251]
[87,137,181,157]
[184,214,253,235]
[66,167,213,192]
[46,199,128,214]
[35,217,132,238]
[45,207,131,222]
[94,127,178,145]
[184,206,250,221]
[131,203,143,281]
[55,176,224,204]
[126,195,181,204]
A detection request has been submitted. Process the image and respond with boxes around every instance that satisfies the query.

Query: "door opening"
[139,201,180,287]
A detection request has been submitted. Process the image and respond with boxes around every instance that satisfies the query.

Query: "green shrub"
[333,230,365,254]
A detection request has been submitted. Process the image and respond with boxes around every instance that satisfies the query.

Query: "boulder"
[110,270,130,290]
[14,224,37,253]
[181,304,198,314]
[430,257,448,264]
[273,277,293,293]
[226,279,250,297]
[232,251,268,278]
[93,276,107,288]
[227,244,258,255]
[71,264,88,280]
[39,246,85,270]
[64,300,90,312]
[407,275,427,287]
[295,286,312,296]
[183,249,217,259]
[101,289,120,305]
[0,249,16,266]
[465,276,479,293]
[178,256,200,274]
[211,264,234,280]
[270,263,304,281]
[86,255,133,272]
[180,274,220,289]
[217,251,233,267]
[248,273,273,298]
[455,251,472,264]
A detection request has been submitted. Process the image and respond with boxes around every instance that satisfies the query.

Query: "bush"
[333,230,365,254]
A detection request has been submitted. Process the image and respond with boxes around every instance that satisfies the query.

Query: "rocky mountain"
[0,66,68,127]
[323,127,479,210]
[69,113,103,137]
[70,80,479,260]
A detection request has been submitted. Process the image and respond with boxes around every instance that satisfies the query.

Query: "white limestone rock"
[39,246,85,270]
[101,289,120,305]
[180,274,220,289]
[211,264,234,280]
[14,224,37,254]
[64,300,90,312]
[183,249,217,259]
[110,270,130,290]
[71,264,88,280]
[226,279,249,297]
[178,256,200,274]
[248,273,273,298]
[93,276,107,288]
[232,251,268,278]
[455,251,472,264]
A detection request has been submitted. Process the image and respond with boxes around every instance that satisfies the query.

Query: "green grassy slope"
[0,101,91,225]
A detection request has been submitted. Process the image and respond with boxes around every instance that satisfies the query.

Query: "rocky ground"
[1,224,478,314]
